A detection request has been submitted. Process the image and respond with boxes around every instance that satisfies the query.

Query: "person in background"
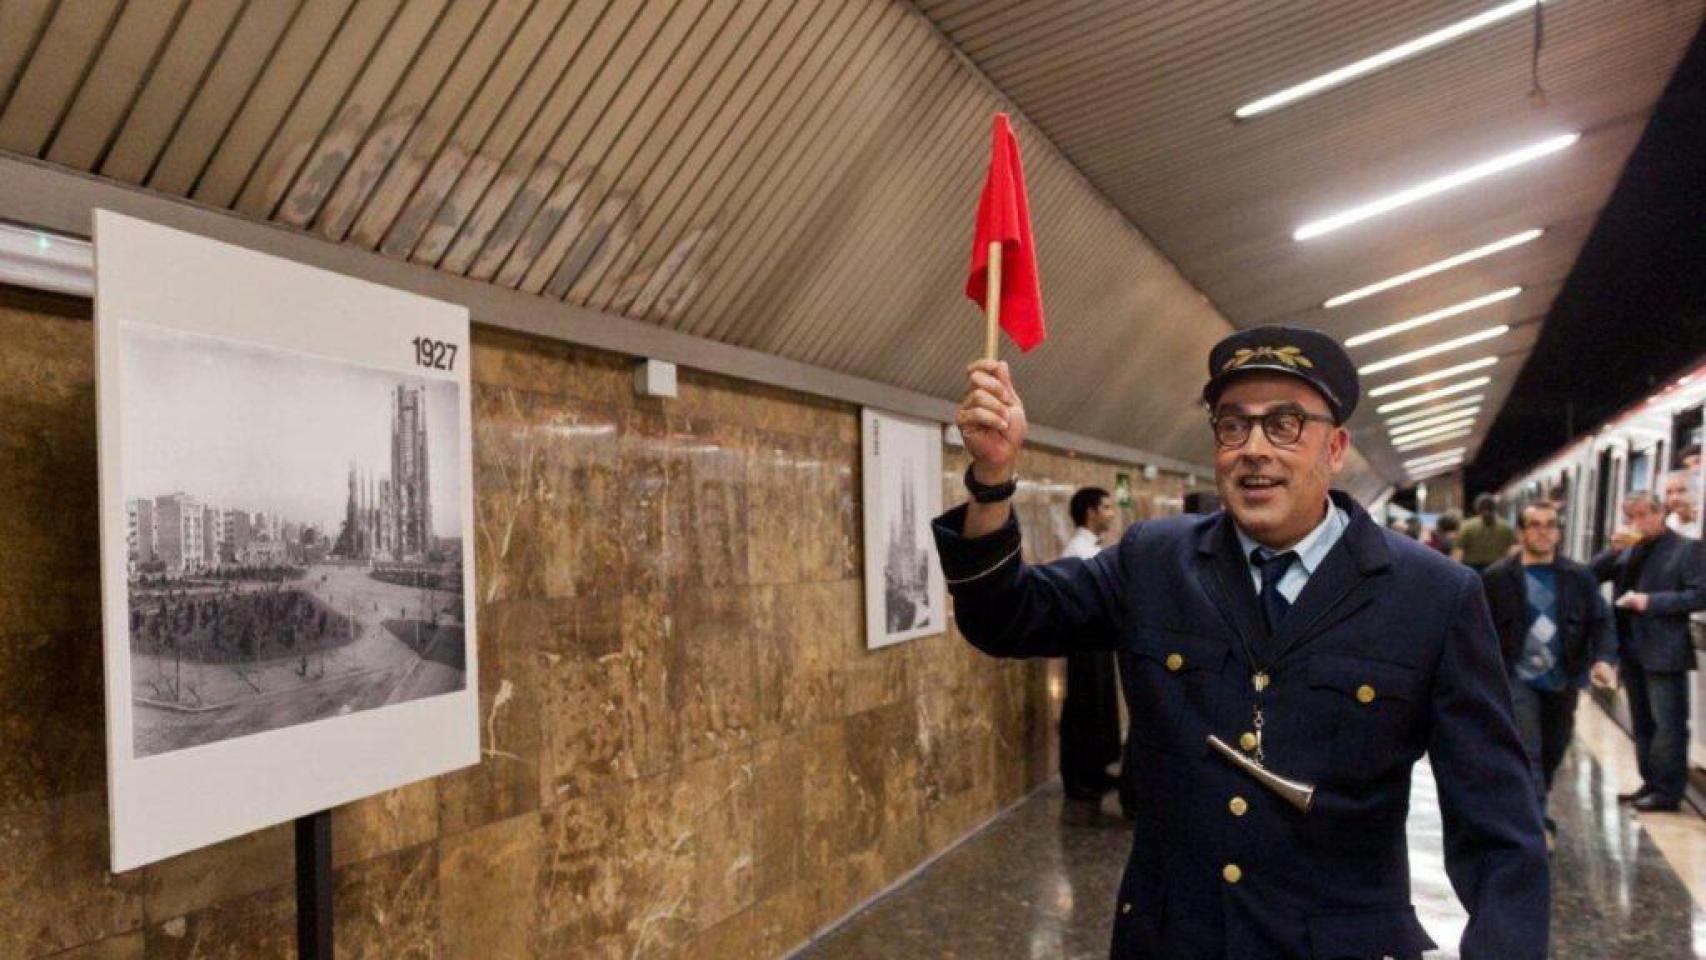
[1662,469,1701,538]
[1592,491,1706,812]
[1454,493,1516,572]
[1481,502,1617,847]
[1059,486,1124,822]
[1427,510,1462,556]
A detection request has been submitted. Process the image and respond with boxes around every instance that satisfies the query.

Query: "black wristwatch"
[964,464,1018,503]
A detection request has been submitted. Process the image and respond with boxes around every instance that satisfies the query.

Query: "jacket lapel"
[1638,531,1677,591]
[1270,493,1392,656]
[1193,513,1266,652]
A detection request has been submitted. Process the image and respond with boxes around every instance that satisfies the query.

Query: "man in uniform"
[934,326,1547,959]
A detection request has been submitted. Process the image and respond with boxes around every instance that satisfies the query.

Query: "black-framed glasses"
[1211,410,1336,449]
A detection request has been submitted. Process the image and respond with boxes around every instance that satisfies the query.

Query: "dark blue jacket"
[1481,554,1617,685]
[933,491,1548,960]
[1590,529,1705,673]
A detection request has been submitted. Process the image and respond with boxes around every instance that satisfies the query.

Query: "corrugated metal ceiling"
[2,0,1696,492]
[0,0,1257,479]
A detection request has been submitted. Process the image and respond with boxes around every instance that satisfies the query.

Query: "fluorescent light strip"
[1390,417,1478,445]
[1375,377,1492,413]
[1404,448,1468,469]
[1235,1,1545,119]
[1395,429,1473,453]
[1384,394,1484,426]
[1385,405,1481,434]
[1324,230,1544,308]
[1345,287,1522,348]
[1360,326,1508,376]
[1294,132,1579,241]
[1368,357,1499,398]
[1409,459,1466,480]
[1410,451,1467,469]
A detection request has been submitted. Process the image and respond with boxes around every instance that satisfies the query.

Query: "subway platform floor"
[798,697,1706,959]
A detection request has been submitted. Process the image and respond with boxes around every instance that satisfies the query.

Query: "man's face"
[1624,498,1667,537]
[1088,496,1117,535]
[1663,476,1696,519]
[1212,372,1347,548]
[1519,507,1560,557]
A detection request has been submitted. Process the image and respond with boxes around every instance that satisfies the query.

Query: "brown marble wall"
[0,290,1188,959]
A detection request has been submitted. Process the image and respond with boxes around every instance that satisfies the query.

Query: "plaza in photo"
[121,325,467,757]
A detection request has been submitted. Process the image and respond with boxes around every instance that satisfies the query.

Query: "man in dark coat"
[1480,500,1617,841]
[1591,490,1705,812]
[937,325,1547,959]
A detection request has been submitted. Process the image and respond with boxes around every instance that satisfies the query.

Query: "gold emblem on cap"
[1222,345,1315,373]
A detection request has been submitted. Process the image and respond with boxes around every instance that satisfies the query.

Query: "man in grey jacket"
[1592,490,1706,812]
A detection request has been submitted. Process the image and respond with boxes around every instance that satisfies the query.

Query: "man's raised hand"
[957,359,1028,482]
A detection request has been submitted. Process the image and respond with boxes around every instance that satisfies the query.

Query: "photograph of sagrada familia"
[862,410,944,648]
[121,325,467,758]
[334,385,435,564]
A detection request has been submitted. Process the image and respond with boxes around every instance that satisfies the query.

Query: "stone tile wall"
[0,291,1186,959]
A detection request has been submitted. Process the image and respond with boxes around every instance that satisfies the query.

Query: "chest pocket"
[1306,655,1421,780]
[1125,627,1233,758]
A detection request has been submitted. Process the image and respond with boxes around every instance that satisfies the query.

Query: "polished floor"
[798,697,1706,959]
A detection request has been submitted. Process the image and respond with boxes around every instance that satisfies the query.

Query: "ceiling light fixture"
[1360,326,1509,376]
[1294,132,1579,241]
[1384,394,1484,426]
[1386,406,1482,434]
[1408,459,1466,480]
[1375,376,1493,413]
[1390,417,1478,445]
[1235,1,1548,120]
[1368,357,1499,398]
[1395,430,1474,453]
[1388,417,1480,444]
[1345,288,1522,347]
[1324,230,1544,308]
[1404,448,1468,469]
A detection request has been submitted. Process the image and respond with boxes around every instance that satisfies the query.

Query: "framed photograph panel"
[95,211,479,870]
[861,409,946,649]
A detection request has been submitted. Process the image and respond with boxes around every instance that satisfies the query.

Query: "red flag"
[966,113,1045,352]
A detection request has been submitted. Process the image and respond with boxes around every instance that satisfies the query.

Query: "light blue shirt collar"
[1233,500,1350,601]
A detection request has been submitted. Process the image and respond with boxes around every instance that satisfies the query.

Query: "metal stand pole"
[295,810,333,959]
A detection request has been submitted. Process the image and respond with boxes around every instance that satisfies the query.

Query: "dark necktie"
[1252,549,1298,640]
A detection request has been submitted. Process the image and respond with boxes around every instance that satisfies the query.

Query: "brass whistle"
[1207,734,1316,814]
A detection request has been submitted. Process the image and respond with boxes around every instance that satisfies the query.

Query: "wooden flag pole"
[984,240,1002,361]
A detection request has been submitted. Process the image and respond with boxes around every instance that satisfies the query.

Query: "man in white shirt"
[1059,486,1122,820]
[1663,470,1701,538]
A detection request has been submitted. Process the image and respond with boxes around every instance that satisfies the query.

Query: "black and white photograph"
[861,409,945,649]
[96,211,479,871]
[122,325,466,757]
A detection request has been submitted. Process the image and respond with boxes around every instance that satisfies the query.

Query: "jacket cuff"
[932,504,1022,586]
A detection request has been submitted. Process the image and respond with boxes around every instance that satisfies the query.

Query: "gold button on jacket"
[1357,684,1376,703]
[1165,652,1184,671]
[1238,731,1258,752]
[1228,796,1248,816]
[1222,864,1242,884]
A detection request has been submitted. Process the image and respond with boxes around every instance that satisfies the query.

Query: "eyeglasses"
[1211,410,1336,449]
